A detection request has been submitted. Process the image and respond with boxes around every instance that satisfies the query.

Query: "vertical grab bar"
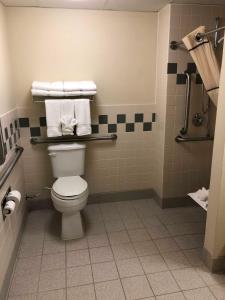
[180,71,191,135]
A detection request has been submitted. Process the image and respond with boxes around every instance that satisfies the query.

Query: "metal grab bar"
[180,71,191,135]
[30,134,117,145]
[0,145,24,189]
[175,135,214,143]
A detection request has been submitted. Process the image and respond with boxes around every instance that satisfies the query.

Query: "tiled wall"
[17,104,158,200]
[0,109,26,296]
[161,4,223,201]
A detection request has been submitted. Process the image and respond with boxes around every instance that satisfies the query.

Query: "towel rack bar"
[33,95,95,102]
[175,135,214,143]
[0,146,24,190]
[30,134,117,145]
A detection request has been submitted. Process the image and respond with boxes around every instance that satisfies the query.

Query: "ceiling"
[1,0,225,12]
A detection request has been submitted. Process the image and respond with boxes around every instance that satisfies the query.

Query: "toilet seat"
[52,176,88,200]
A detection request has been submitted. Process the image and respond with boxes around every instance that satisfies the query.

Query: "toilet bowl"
[51,176,88,240]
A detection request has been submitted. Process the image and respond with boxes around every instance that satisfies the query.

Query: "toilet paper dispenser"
[1,187,21,220]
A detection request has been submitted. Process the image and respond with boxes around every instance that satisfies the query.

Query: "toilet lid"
[53,176,88,197]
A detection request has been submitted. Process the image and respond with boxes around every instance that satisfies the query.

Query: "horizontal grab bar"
[0,145,24,190]
[30,134,117,145]
[175,135,214,143]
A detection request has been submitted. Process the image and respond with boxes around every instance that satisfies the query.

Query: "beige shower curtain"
[182,26,220,106]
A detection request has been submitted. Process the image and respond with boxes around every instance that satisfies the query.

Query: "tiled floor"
[7,198,225,299]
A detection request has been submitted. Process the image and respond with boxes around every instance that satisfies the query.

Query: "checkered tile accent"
[3,119,20,155]
[167,62,203,85]
[18,112,157,137]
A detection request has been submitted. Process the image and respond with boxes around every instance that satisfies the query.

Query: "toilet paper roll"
[7,190,21,206]
[3,200,16,216]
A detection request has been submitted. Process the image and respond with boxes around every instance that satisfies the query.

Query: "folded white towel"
[188,187,209,202]
[32,81,64,91]
[63,81,97,91]
[45,100,62,137]
[74,99,92,136]
[32,89,96,97]
[60,100,77,136]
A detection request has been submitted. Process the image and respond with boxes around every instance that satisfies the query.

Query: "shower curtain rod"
[170,25,225,50]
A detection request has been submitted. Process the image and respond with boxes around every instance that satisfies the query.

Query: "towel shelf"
[30,134,117,145]
[33,95,95,103]
[175,135,214,143]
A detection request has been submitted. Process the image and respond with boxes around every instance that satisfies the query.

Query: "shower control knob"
[192,113,204,127]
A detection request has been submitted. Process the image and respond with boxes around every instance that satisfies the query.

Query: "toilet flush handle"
[48,152,56,157]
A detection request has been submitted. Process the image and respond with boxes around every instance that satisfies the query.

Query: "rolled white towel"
[64,91,96,96]
[32,81,63,91]
[63,81,96,91]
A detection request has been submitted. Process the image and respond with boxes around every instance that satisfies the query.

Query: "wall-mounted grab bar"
[0,146,24,190]
[175,135,213,143]
[180,71,191,135]
[30,134,117,145]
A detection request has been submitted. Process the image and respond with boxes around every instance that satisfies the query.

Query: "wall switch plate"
[1,187,11,221]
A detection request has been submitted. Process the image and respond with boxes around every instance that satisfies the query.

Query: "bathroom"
[1,0,225,299]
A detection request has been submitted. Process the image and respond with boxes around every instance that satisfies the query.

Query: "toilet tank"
[48,143,86,178]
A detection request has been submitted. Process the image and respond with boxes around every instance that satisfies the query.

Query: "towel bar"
[30,134,117,145]
[32,95,95,103]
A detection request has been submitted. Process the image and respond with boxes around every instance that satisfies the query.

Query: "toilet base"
[61,211,84,240]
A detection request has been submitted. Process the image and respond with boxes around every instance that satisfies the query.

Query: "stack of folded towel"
[45,99,91,137]
[31,81,97,97]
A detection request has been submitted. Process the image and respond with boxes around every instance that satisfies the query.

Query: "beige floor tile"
[14,256,42,275]
[87,234,109,248]
[123,217,144,230]
[86,221,106,236]
[209,283,225,299]
[172,268,205,290]
[108,231,130,245]
[38,269,66,292]
[8,295,37,300]
[37,289,66,300]
[183,249,205,267]
[67,249,90,267]
[184,287,216,299]
[174,234,204,250]
[112,243,137,260]
[154,238,179,253]
[196,266,225,286]
[142,216,162,228]
[89,246,114,263]
[133,241,159,256]
[41,253,65,271]
[122,275,153,300]
[116,257,144,278]
[140,254,168,274]
[66,238,88,252]
[18,241,43,258]
[128,228,151,242]
[104,220,125,232]
[67,284,96,300]
[156,292,185,299]
[166,223,205,236]
[147,271,180,296]
[95,279,125,300]
[92,261,118,282]
[9,272,39,297]
[162,251,190,270]
[147,225,170,239]
[43,239,65,255]
[67,265,93,287]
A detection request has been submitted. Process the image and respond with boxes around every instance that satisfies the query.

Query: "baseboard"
[160,195,198,209]
[0,208,27,300]
[88,189,155,204]
[202,247,225,273]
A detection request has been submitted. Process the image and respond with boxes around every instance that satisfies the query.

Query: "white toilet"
[48,143,88,240]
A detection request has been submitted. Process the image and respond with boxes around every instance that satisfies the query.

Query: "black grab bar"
[175,135,214,143]
[30,134,117,145]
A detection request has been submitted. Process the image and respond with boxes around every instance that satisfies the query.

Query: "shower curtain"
[182,26,220,106]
